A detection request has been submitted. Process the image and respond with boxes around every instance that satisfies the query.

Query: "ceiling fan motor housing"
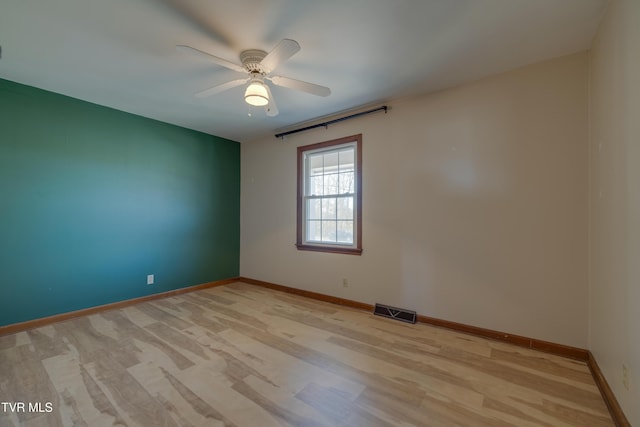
[240,49,267,74]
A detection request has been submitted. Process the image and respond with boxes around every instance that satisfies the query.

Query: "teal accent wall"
[0,78,240,326]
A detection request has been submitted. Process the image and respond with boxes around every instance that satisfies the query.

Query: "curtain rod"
[274,105,388,139]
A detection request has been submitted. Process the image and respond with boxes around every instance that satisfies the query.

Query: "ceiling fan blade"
[260,39,300,74]
[176,45,245,74]
[264,84,279,117]
[268,75,331,97]
[194,78,248,98]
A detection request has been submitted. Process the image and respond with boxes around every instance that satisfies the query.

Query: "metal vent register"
[373,303,417,324]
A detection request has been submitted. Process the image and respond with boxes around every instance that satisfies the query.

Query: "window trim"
[296,134,362,255]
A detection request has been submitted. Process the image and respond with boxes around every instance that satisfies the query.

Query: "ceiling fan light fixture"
[244,79,269,106]
[180,39,328,117]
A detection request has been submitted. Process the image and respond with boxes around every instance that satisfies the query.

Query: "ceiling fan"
[177,39,331,117]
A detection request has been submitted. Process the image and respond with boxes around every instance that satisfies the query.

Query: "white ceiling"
[0,0,607,143]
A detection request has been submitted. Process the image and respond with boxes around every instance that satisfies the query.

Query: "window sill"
[295,244,362,256]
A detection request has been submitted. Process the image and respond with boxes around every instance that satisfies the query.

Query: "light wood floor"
[0,282,613,426]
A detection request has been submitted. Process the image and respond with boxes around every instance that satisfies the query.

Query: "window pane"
[307,198,321,220]
[309,154,323,176]
[307,220,322,242]
[323,151,339,173]
[339,149,354,172]
[322,198,337,219]
[337,220,353,243]
[337,196,353,220]
[338,171,354,194]
[324,173,339,195]
[322,220,337,242]
[309,175,323,196]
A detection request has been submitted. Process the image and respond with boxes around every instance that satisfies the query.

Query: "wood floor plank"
[0,282,614,426]
[231,379,328,427]
[100,310,195,370]
[135,302,192,331]
[294,382,354,424]
[438,345,606,409]
[0,334,17,351]
[174,299,229,333]
[77,364,126,426]
[166,364,286,427]
[490,348,595,385]
[90,352,179,426]
[53,317,139,368]
[160,366,237,426]
[145,322,211,362]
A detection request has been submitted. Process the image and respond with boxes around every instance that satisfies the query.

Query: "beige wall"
[589,0,640,424]
[241,52,589,348]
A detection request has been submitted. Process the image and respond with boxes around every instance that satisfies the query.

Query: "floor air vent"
[373,304,417,324]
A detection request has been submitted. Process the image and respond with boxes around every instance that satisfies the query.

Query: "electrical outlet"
[147,274,154,285]
[342,278,348,288]
[623,364,630,390]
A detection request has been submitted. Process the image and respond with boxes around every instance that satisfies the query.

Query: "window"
[297,134,362,255]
